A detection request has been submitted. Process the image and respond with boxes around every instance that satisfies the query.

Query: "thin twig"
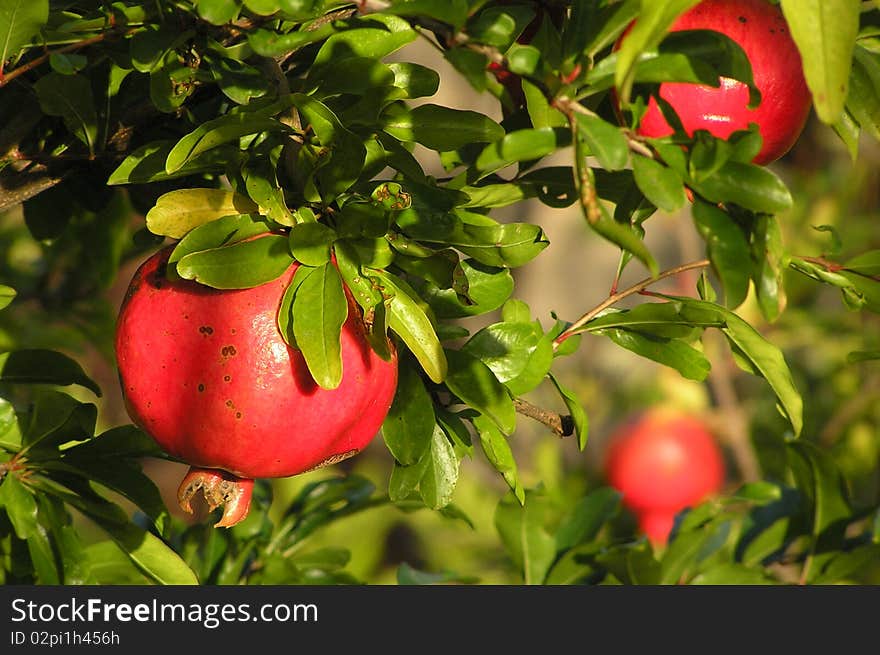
[0,29,137,88]
[514,398,574,438]
[553,259,711,348]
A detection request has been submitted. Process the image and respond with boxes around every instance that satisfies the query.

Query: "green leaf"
[289,222,336,266]
[210,57,269,105]
[554,487,622,553]
[751,214,787,322]
[0,0,48,65]
[241,156,295,226]
[462,321,542,385]
[108,140,234,185]
[0,285,15,310]
[308,56,396,98]
[416,260,514,319]
[388,62,440,99]
[547,372,589,450]
[243,0,278,16]
[693,200,750,308]
[382,363,435,465]
[419,425,459,510]
[0,350,101,395]
[690,161,793,214]
[165,111,292,174]
[847,350,880,364]
[291,93,367,199]
[62,425,163,460]
[844,249,880,276]
[33,73,97,154]
[146,189,258,239]
[168,213,270,265]
[786,441,851,580]
[291,262,348,390]
[631,155,686,212]
[0,475,38,539]
[248,21,337,57]
[383,103,505,152]
[197,0,241,25]
[598,329,712,381]
[847,46,880,139]
[614,0,702,104]
[575,113,629,171]
[424,219,549,269]
[473,414,523,503]
[93,518,199,585]
[495,490,556,585]
[684,297,802,435]
[660,513,731,584]
[445,349,516,435]
[375,271,447,383]
[596,542,662,585]
[475,127,561,175]
[312,14,417,67]
[779,0,859,124]
[574,163,657,276]
[176,235,293,289]
[813,545,880,584]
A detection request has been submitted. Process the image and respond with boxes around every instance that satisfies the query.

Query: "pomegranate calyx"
[177,467,254,528]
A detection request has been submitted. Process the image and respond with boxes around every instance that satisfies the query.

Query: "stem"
[514,398,573,438]
[0,29,136,88]
[553,259,711,348]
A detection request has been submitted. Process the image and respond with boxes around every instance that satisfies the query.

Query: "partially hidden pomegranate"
[621,0,812,165]
[115,245,398,527]
[604,408,725,545]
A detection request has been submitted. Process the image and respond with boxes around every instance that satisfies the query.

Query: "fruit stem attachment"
[177,467,254,528]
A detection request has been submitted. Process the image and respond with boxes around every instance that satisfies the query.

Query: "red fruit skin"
[627,0,812,164]
[115,247,398,480]
[604,409,725,543]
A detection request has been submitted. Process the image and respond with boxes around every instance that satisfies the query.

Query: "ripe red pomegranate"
[115,245,398,527]
[604,408,725,544]
[620,0,811,164]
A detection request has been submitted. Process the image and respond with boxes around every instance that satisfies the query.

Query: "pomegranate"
[604,408,725,544]
[115,245,398,527]
[620,0,811,164]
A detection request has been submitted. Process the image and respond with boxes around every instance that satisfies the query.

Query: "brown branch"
[0,168,70,212]
[514,398,573,438]
[0,29,137,88]
[553,259,712,348]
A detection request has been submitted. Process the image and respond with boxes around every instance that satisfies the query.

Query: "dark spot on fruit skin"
[199,326,214,335]
[198,383,205,392]
[235,412,242,419]
[221,345,237,357]
[738,15,746,23]
[231,329,237,335]
[224,375,231,382]
[226,400,234,408]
